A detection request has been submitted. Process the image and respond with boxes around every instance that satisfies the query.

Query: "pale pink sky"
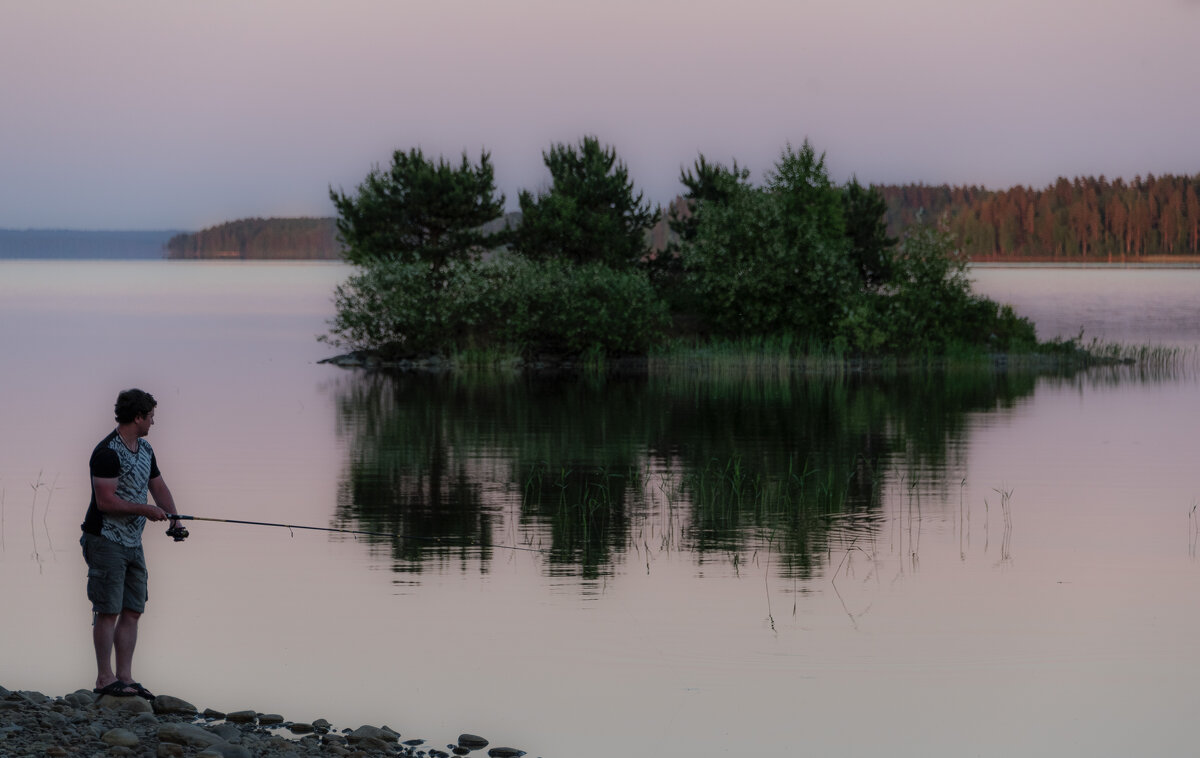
[1,0,1197,230]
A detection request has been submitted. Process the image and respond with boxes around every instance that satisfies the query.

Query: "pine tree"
[330,148,505,269]
[513,136,658,268]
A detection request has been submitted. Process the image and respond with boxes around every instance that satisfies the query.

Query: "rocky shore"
[0,684,531,758]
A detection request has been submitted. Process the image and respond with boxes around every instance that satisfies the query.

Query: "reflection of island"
[328,368,1038,580]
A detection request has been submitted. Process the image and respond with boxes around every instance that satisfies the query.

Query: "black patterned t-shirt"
[81,429,161,547]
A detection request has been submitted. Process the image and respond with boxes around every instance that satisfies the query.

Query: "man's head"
[114,389,157,426]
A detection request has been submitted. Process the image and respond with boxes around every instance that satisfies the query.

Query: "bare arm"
[148,475,179,520]
[93,476,168,521]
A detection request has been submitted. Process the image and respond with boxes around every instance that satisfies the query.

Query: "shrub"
[323,254,669,360]
[490,255,669,357]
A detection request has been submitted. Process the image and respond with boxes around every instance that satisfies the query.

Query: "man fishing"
[80,388,187,700]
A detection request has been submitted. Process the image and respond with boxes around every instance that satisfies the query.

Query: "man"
[80,388,185,699]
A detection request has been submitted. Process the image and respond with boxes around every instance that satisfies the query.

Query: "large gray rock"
[102,728,140,747]
[207,722,243,743]
[63,689,95,707]
[132,712,159,727]
[195,745,252,758]
[224,709,257,723]
[98,694,154,714]
[348,724,399,743]
[157,722,225,748]
[152,695,197,715]
[459,733,489,749]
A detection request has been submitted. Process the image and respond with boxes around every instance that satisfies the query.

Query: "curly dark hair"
[114,389,157,424]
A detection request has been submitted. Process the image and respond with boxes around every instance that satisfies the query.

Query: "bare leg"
[113,609,141,684]
[94,610,142,689]
[93,612,119,689]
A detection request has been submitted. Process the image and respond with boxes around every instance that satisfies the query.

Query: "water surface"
[2,262,1198,757]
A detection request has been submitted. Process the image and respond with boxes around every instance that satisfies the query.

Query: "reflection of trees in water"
[329,367,1038,579]
[331,373,498,573]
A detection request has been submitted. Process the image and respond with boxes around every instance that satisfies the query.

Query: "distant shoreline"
[6,226,1200,265]
[0,229,179,260]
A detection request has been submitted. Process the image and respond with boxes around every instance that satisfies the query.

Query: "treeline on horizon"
[165,217,342,260]
[875,174,1200,261]
[169,175,1200,263]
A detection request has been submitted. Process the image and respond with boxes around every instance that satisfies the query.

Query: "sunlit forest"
[876,174,1200,261]
[167,173,1200,263]
[165,217,341,260]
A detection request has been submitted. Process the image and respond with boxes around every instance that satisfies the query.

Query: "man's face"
[134,409,155,437]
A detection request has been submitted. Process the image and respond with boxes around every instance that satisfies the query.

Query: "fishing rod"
[166,514,548,554]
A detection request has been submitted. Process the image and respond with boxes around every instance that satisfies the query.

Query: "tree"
[841,179,897,289]
[766,141,845,247]
[680,141,856,341]
[329,148,505,269]
[513,136,658,267]
[668,154,751,244]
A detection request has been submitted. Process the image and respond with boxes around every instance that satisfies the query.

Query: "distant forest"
[876,174,1200,261]
[164,173,1200,262]
[165,217,342,260]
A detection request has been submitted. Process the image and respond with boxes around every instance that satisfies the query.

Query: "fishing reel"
[166,523,190,542]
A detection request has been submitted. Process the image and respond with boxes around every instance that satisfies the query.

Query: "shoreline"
[0,684,531,758]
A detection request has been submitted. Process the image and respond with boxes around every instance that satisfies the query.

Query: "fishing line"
[168,514,548,554]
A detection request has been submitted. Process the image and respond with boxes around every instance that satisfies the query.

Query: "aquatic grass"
[521,461,640,571]
[28,472,56,569]
[991,487,1013,564]
[958,478,967,561]
[1189,500,1198,559]
[831,538,879,629]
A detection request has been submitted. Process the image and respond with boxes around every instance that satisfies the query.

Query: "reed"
[993,487,1013,564]
[29,472,43,567]
[1189,500,1198,559]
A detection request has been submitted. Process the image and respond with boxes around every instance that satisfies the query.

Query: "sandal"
[93,681,138,698]
[124,681,155,700]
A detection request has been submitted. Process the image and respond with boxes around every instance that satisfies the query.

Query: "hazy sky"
[2,0,1197,230]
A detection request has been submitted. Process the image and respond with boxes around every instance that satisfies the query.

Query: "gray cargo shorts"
[80,532,148,614]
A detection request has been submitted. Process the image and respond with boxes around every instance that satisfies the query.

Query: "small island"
[321,136,1157,371]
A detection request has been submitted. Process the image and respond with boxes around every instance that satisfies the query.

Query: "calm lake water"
[2,261,1199,757]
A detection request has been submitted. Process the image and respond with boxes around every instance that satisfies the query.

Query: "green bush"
[323,254,669,360]
[682,183,857,342]
[832,221,1037,354]
[489,255,669,357]
[322,260,458,358]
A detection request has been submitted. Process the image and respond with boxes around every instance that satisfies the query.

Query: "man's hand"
[143,505,168,522]
[165,522,189,542]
